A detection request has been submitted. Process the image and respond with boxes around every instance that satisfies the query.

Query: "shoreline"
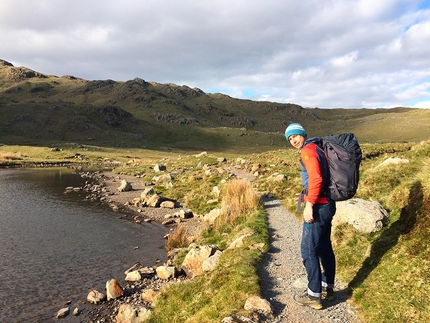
[75,169,202,322]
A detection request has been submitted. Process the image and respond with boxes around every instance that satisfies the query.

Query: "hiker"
[285,123,336,310]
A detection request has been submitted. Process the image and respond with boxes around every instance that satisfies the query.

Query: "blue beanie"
[285,123,307,140]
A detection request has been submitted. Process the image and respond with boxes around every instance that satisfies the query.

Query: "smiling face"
[288,134,306,149]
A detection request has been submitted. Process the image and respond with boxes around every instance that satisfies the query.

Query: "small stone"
[55,307,69,319]
[72,307,81,316]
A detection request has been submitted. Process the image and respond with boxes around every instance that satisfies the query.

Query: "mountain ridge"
[1,59,429,152]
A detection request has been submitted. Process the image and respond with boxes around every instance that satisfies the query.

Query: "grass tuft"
[165,224,191,250]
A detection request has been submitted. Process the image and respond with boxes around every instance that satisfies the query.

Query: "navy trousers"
[300,200,336,297]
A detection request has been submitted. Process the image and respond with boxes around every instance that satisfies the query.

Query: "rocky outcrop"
[0,59,13,67]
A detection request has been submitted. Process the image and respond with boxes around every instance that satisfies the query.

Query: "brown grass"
[165,224,190,250]
[0,151,22,161]
[214,179,260,230]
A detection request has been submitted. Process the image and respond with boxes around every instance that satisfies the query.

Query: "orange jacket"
[300,141,329,205]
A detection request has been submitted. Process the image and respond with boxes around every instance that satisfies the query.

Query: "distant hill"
[1,59,429,152]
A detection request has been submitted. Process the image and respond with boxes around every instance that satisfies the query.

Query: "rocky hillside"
[1,59,429,151]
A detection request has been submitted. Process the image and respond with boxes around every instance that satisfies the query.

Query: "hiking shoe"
[322,288,335,301]
[293,293,322,310]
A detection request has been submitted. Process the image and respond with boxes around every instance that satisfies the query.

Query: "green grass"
[2,138,430,322]
[148,209,267,323]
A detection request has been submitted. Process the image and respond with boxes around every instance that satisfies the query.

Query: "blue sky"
[1,0,429,109]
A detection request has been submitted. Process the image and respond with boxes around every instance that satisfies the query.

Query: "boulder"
[333,198,389,233]
[154,164,166,172]
[376,157,409,168]
[202,250,223,272]
[203,207,224,225]
[160,200,175,209]
[156,265,176,279]
[181,245,217,277]
[227,230,254,249]
[141,187,155,199]
[141,289,157,303]
[138,267,155,276]
[125,270,142,282]
[87,290,106,304]
[116,304,151,323]
[244,296,272,314]
[106,279,124,301]
[179,209,193,219]
[146,194,163,207]
[117,180,132,192]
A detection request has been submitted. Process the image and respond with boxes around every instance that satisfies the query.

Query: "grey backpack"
[320,133,362,201]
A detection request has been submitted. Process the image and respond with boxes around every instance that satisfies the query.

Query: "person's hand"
[304,203,314,223]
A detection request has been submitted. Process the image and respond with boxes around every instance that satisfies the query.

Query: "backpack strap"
[297,190,306,213]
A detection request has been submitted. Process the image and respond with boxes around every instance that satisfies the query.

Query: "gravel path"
[260,198,361,323]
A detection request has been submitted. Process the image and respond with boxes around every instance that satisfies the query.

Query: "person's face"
[288,134,305,149]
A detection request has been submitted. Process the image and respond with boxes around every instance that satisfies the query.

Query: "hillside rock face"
[2,63,48,82]
[0,59,13,67]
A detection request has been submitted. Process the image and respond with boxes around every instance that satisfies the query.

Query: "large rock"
[125,270,142,282]
[116,304,151,323]
[333,198,389,233]
[140,187,155,199]
[87,290,106,304]
[227,232,254,250]
[203,207,224,225]
[141,289,157,303]
[202,250,223,272]
[160,200,175,209]
[181,245,217,278]
[156,265,176,279]
[154,164,166,172]
[106,279,124,301]
[117,180,132,192]
[244,295,272,314]
[375,157,409,168]
[146,194,163,207]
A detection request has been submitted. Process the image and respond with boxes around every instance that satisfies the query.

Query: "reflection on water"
[0,168,168,322]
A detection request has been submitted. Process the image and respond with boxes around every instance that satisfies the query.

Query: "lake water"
[0,168,169,322]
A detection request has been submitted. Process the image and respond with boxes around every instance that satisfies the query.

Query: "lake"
[0,168,169,322]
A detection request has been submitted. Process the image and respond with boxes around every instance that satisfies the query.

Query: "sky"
[1,0,430,109]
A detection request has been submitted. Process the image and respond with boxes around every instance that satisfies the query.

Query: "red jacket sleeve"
[300,143,324,204]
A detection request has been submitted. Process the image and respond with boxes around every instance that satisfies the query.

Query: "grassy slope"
[1,60,430,153]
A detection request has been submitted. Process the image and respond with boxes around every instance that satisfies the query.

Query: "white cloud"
[0,0,429,108]
[411,101,430,108]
